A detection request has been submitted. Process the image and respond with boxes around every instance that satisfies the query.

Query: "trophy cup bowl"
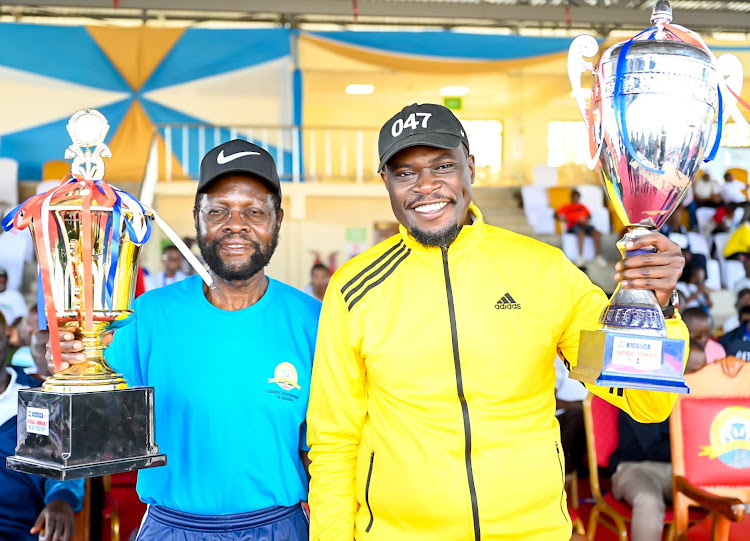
[5,109,166,479]
[566,1,729,392]
[35,191,141,392]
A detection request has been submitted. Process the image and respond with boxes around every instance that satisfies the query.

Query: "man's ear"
[193,193,204,231]
[468,154,476,184]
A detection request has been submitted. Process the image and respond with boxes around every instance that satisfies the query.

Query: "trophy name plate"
[576,330,687,393]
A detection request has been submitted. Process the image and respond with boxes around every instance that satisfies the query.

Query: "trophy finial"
[64,108,112,181]
[650,0,672,25]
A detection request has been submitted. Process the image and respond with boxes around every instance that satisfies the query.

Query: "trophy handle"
[568,35,599,127]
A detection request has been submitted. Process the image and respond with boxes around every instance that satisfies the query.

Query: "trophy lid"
[62,108,112,184]
[650,0,672,25]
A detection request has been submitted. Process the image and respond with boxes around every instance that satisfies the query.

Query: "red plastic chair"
[671,359,750,540]
[102,471,144,541]
[101,475,121,541]
[584,394,683,540]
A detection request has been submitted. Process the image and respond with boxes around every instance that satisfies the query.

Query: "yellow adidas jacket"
[307,205,688,541]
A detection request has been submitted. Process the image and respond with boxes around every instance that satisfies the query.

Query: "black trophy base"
[7,453,166,480]
[6,387,166,480]
[570,330,689,394]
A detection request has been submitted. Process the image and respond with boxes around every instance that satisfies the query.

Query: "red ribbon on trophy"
[3,175,121,369]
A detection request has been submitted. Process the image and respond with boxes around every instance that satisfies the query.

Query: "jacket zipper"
[365,451,375,532]
[555,442,569,523]
[442,249,481,541]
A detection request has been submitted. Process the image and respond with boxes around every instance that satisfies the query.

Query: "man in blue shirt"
[52,140,320,540]
[0,313,85,541]
[718,305,750,362]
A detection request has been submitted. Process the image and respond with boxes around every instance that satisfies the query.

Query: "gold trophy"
[4,109,166,480]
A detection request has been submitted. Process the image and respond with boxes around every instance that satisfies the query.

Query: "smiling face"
[194,174,282,282]
[380,145,474,249]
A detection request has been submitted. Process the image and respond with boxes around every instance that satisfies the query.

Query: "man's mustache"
[405,193,454,208]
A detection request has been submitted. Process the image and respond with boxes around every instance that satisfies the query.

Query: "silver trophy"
[567,0,743,392]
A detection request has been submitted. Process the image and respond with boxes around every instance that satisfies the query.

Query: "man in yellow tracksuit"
[307,103,689,541]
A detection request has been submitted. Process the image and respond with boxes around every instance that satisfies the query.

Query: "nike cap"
[378,103,470,173]
[198,139,281,200]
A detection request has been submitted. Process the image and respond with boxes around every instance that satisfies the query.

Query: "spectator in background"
[718,305,750,362]
[723,287,750,334]
[719,172,748,205]
[0,228,34,294]
[303,263,330,302]
[28,330,50,382]
[732,254,750,294]
[10,305,38,373]
[0,268,27,330]
[0,312,85,541]
[145,245,188,291]
[554,357,588,490]
[555,189,607,267]
[179,237,205,277]
[661,208,688,239]
[710,201,740,236]
[682,307,726,367]
[723,216,750,260]
[693,172,722,208]
[680,184,697,231]
[676,263,712,313]
[609,355,707,541]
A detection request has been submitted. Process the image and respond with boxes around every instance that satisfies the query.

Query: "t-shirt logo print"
[495,292,521,310]
[268,362,301,391]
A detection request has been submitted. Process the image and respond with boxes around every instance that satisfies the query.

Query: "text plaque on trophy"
[4,109,167,480]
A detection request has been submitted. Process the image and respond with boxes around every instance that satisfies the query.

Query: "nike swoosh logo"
[217,150,260,164]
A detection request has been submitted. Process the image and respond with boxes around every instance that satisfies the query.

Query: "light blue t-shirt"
[106,275,321,515]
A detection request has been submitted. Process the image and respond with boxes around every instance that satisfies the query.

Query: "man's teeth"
[414,202,447,213]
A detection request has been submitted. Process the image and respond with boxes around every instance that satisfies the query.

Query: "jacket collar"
[399,204,485,253]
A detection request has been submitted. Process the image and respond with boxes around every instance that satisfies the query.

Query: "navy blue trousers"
[136,504,308,541]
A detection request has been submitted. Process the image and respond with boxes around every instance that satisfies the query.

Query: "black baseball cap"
[378,103,470,172]
[198,139,281,200]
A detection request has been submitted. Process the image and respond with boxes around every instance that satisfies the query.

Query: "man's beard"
[410,222,462,250]
[403,193,463,250]
[198,228,279,282]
